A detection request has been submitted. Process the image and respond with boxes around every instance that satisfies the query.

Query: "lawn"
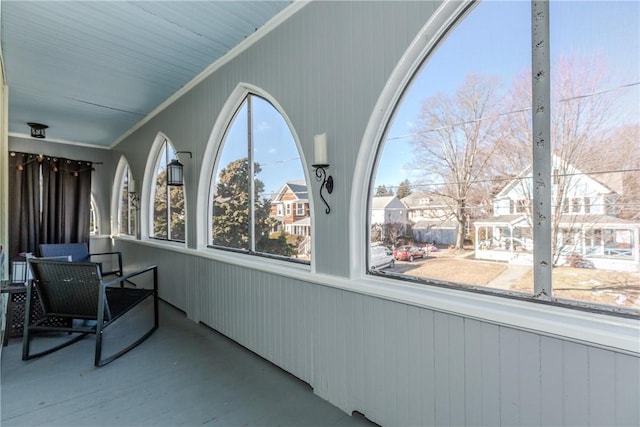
[511,267,640,309]
[396,250,640,310]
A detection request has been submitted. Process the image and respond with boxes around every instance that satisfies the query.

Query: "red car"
[392,245,425,262]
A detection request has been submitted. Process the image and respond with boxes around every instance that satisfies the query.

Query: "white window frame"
[349,0,638,353]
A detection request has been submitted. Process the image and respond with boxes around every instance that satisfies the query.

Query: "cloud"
[256,120,271,133]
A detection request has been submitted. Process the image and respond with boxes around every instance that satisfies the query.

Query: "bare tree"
[495,55,621,264]
[410,74,503,249]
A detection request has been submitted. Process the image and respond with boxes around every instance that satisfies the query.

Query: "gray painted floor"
[1,301,376,427]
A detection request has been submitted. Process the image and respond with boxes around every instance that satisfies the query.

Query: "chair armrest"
[102,265,157,290]
[89,251,123,277]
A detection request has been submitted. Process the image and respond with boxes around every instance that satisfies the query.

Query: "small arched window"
[208,93,309,262]
[90,195,99,235]
[118,163,136,236]
[151,139,185,242]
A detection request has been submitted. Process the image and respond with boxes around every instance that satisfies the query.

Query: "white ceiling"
[1,1,292,148]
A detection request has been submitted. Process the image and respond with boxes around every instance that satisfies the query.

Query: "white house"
[401,192,457,244]
[475,158,640,271]
[370,196,408,243]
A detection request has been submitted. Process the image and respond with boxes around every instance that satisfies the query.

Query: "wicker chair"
[23,258,158,367]
[39,243,124,278]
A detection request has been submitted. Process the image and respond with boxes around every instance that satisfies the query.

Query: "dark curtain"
[8,152,92,263]
[41,157,92,245]
[8,153,42,261]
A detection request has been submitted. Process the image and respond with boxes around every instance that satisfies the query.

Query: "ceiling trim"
[9,132,110,150]
[110,1,309,150]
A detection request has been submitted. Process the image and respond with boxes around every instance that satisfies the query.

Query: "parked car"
[392,245,425,262]
[370,246,395,270]
[423,243,438,253]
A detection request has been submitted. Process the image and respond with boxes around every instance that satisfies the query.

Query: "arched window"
[209,93,310,262]
[90,195,99,235]
[150,138,185,242]
[117,163,136,236]
[368,1,639,314]
[111,158,136,237]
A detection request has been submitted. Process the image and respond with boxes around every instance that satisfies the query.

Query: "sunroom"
[2,2,639,426]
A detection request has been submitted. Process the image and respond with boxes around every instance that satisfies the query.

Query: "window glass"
[369,1,639,313]
[210,94,310,261]
[371,1,533,290]
[546,1,639,309]
[119,164,136,236]
[151,140,185,242]
[90,196,98,235]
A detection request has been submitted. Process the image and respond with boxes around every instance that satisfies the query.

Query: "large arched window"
[209,93,310,262]
[150,139,185,242]
[369,1,639,314]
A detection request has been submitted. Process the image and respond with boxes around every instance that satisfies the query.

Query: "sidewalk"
[487,265,531,290]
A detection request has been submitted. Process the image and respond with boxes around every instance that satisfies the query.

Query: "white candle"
[314,133,328,165]
[129,179,136,193]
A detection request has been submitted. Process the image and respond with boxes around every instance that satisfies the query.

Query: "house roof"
[273,180,308,202]
[292,217,310,227]
[474,215,530,226]
[475,214,640,228]
[494,154,618,199]
[413,219,458,229]
[401,191,451,208]
[371,196,404,209]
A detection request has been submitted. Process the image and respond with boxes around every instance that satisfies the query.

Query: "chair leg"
[94,291,159,367]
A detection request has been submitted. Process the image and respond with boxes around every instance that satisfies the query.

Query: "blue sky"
[374,0,639,191]
[216,96,304,199]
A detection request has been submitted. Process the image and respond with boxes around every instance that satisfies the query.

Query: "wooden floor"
[1,301,376,427]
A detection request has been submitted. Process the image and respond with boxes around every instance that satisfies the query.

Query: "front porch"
[1,301,373,427]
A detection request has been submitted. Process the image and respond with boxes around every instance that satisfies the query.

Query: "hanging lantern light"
[166,151,192,187]
[166,158,184,187]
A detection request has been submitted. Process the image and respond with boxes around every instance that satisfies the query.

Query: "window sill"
[112,237,638,354]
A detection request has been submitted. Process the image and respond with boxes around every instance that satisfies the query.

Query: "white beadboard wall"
[108,1,640,426]
[114,240,639,426]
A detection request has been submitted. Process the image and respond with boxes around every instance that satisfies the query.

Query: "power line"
[384,81,639,143]
[377,167,640,192]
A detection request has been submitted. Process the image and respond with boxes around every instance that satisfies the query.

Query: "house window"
[151,139,185,242]
[369,0,639,314]
[209,93,310,262]
[119,164,136,236]
[571,198,581,213]
[296,203,305,216]
[516,199,528,214]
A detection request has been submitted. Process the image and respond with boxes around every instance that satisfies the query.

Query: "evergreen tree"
[375,185,393,196]
[212,157,292,255]
[396,179,413,199]
[153,170,185,240]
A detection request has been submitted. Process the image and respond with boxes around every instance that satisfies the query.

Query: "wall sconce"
[312,133,334,214]
[129,179,140,209]
[27,122,48,139]
[167,151,193,186]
